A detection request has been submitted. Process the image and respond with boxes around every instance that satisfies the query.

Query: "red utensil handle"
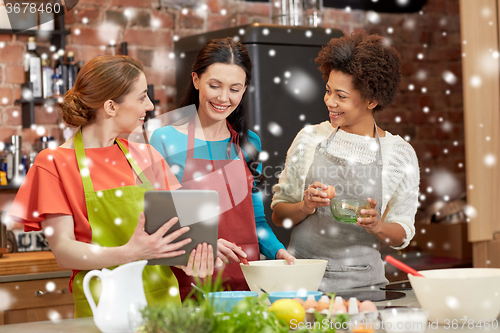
[385,255,425,277]
[231,242,249,265]
[239,256,249,265]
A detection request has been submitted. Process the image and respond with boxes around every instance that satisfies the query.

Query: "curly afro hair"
[315,31,402,112]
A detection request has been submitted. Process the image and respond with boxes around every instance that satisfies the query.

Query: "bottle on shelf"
[76,60,85,72]
[36,136,55,152]
[67,51,78,90]
[0,170,6,185]
[52,72,63,98]
[41,54,54,99]
[11,135,23,184]
[24,37,43,98]
[0,147,6,184]
[120,42,128,55]
[0,139,21,185]
[28,151,37,171]
[54,50,68,94]
[0,143,11,185]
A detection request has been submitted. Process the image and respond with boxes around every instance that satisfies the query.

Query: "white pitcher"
[83,260,148,333]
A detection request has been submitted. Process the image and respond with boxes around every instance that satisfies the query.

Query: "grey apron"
[288,120,388,292]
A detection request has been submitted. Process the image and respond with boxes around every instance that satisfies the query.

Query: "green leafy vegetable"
[138,275,349,333]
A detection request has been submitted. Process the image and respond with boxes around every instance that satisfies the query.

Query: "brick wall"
[0,0,464,215]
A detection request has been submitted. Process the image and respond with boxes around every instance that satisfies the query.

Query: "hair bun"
[61,89,94,127]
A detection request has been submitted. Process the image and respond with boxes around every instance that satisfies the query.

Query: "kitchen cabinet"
[412,222,472,260]
[0,277,74,325]
[0,252,74,325]
[459,0,500,268]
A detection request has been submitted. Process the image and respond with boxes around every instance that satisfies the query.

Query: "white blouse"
[271,121,420,250]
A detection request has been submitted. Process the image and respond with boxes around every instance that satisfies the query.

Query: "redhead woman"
[9,56,213,317]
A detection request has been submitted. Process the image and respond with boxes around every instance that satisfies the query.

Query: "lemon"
[269,298,305,328]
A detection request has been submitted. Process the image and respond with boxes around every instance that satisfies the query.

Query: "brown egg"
[331,302,347,314]
[315,295,331,312]
[359,300,377,312]
[303,295,318,311]
[323,186,336,199]
[293,297,305,305]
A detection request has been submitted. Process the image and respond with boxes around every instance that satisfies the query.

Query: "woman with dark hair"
[272,31,420,291]
[9,55,214,317]
[150,37,294,298]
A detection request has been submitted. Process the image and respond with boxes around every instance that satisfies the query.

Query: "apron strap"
[372,118,383,167]
[187,117,242,161]
[226,120,241,160]
[318,119,384,205]
[115,139,154,190]
[74,128,153,192]
[187,117,216,170]
[321,125,340,150]
[187,117,196,159]
[74,128,95,193]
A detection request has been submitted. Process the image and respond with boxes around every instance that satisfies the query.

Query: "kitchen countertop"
[2,288,499,333]
[0,251,470,283]
[0,269,72,283]
[0,251,72,282]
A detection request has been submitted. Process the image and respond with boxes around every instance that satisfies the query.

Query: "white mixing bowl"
[240,259,327,293]
[408,268,500,322]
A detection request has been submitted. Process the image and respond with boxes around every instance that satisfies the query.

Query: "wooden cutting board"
[0,251,65,276]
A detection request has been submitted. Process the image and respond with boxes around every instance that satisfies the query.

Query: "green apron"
[71,128,181,317]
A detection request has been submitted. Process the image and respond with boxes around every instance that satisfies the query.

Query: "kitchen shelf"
[0,184,21,192]
[15,97,59,104]
[15,82,61,128]
[0,8,70,50]
[0,28,70,50]
[0,29,69,35]
[1,7,69,128]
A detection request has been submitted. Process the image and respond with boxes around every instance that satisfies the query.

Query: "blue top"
[150,125,285,260]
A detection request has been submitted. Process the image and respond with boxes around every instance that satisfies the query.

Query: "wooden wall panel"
[459,0,500,243]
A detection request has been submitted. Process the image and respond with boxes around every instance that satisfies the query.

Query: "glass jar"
[271,0,304,26]
[303,0,323,27]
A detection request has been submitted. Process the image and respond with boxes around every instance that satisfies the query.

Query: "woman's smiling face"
[324,70,376,133]
[193,63,247,123]
[114,72,154,134]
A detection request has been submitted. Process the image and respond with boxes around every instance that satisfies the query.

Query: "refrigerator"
[174,24,343,247]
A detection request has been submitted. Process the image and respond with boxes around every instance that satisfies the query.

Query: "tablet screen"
[143,190,219,266]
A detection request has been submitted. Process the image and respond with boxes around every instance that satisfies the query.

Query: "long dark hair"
[178,37,264,186]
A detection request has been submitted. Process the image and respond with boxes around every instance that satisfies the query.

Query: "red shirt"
[9,140,180,245]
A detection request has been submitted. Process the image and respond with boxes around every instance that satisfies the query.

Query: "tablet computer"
[144,190,219,266]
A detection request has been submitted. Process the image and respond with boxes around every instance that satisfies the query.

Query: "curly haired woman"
[271,31,420,291]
